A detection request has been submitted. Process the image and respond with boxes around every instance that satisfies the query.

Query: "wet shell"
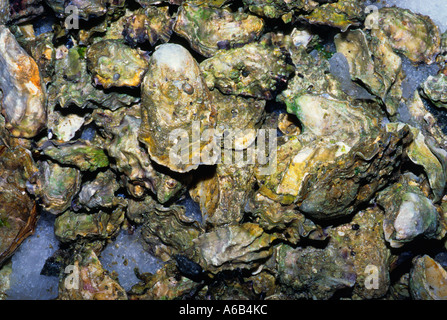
[123,6,174,47]
[0,25,46,138]
[174,3,264,57]
[0,146,39,266]
[86,40,149,89]
[200,42,294,99]
[26,160,82,215]
[372,7,441,64]
[410,255,447,300]
[139,43,217,173]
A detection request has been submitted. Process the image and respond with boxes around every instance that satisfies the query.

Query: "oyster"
[276,242,357,299]
[334,29,402,101]
[409,255,447,300]
[0,0,9,24]
[26,160,82,215]
[39,140,109,172]
[246,191,326,245]
[421,73,447,109]
[129,261,198,299]
[213,90,265,149]
[9,0,44,24]
[48,46,140,111]
[54,207,125,243]
[141,201,203,261]
[139,43,217,173]
[376,174,445,248]
[200,42,294,99]
[174,3,264,57]
[136,0,182,6]
[243,0,319,21]
[77,170,121,210]
[86,40,149,89]
[387,122,446,202]
[123,6,174,47]
[0,25,46,138]
[189,161,256,226]
[58,247,127,300]
[328,206,391,299]
[301,0,366,32]
[45,0,125,21]
[258,90,404,220]
[0,145,39,266]
[191,223,276,274]
[371,7,441,64]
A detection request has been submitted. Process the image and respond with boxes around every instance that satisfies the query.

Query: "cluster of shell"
[1,0,447,300]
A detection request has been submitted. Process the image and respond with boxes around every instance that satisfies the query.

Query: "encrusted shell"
[421,73,447,109]
[200,42,294,99]
[139,43,217,173]
[123,6,174,47]
[86,40,149,88]
[372,7,441,64]
[0,146,39,266]
[409,255,447,300]
[0,25,46,138]
[174,3,264,57]
[26,160,82,215]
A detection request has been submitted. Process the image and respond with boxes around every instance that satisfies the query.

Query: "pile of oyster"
[1,0,447,300]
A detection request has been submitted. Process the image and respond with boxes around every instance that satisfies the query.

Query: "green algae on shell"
[86,40,149,89]
[200,42,294,100]
[174,3,265,57]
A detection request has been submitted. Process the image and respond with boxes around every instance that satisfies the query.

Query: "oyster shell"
[0,25,46,138]
[301,0,365,32]
[213,89,265,150]
[276,242,357,299]
[246,191,326,244]
[189,160,256,227]
[334,29,402,101]
[259,89,395,218]
[48,46,140,111]
[192,223,276,274]
[54,206,125,243]
[77,170,121,210]
[139,43,217,173]
[174,3,264,58]
[129,261,198,299]
[45,0,125,21]
[243,0,320,21]
[39,140,109,172]
[9,0,44,24]
[86,40,149,89]
[123,6,174,47]
[421,73,447,109]
[58,247,128,300]
[387,122,446,202]
[0,0,9,24]
[0,145,39,266]
[409,255,447,300]
[141,201,203,261]
[377,174,444,248]
[26,160,82,215]
[200,42,294,99]
[371,7,441,64]
[329,206,391,299]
